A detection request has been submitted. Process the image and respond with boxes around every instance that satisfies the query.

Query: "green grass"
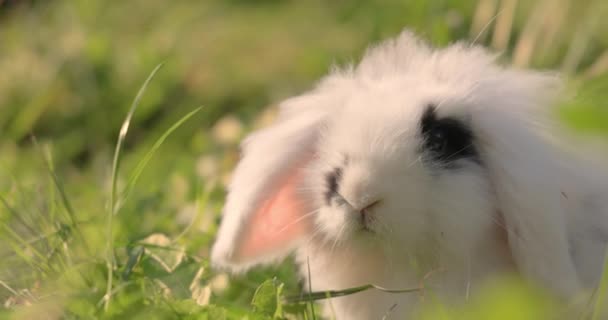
[1,0,608,319]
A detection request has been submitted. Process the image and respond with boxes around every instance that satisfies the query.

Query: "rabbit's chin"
[313,194,434,250]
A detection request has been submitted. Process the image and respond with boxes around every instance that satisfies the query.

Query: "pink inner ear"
[236,170,312,260]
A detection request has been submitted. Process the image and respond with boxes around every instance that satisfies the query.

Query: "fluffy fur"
[211,30,608,319]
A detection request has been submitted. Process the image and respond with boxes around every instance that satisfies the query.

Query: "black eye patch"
[420,105,478,167]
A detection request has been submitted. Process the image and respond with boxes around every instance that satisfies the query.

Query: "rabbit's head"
[211,31,582,295]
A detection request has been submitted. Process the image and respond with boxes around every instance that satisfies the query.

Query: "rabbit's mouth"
[358,223,375,234]
[356,206,380,234]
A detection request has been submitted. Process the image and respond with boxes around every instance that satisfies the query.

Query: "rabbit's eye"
[420,105,478,167]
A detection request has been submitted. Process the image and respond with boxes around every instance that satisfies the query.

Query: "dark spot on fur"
[324,167,342,205]
[420,104,478,167]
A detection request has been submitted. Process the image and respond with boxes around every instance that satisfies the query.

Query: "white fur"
[211,30,608,319]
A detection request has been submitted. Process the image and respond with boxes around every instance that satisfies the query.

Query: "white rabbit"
[211,30,608,319]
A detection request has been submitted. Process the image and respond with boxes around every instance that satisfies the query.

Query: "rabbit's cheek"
[314,205,351,239]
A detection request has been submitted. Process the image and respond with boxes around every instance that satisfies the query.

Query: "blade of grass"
[591,246,608,320]
[47,152,58,224]
[0,186,39,237]
[0,279,19,296]
[284,284,422,304]
[104,62,164,312]
[97,281,136,308]
[0,195,49,264]
[491,0,517,51]
[560,0,604,74]
[306,257,316,320]
[120,106,202,204]
[6,228,63,247]
[1,224,51,274]
[34,140,89,253]
[31,139,77,225]
[173,179,213,242]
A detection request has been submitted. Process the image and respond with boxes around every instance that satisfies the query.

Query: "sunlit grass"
[104,62,165,312]
[0,0,607,319]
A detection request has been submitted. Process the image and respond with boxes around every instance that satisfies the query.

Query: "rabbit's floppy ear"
[474,71,582,295]
[211,92,334,272]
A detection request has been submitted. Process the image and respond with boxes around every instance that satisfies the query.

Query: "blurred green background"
[1,0,607,319]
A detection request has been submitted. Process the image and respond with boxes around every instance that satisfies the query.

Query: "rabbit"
[210,30,608,319]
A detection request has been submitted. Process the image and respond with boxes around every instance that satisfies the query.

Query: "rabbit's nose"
[338,162,382,214]
[353,199,382,229]
[357,199,382,216]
